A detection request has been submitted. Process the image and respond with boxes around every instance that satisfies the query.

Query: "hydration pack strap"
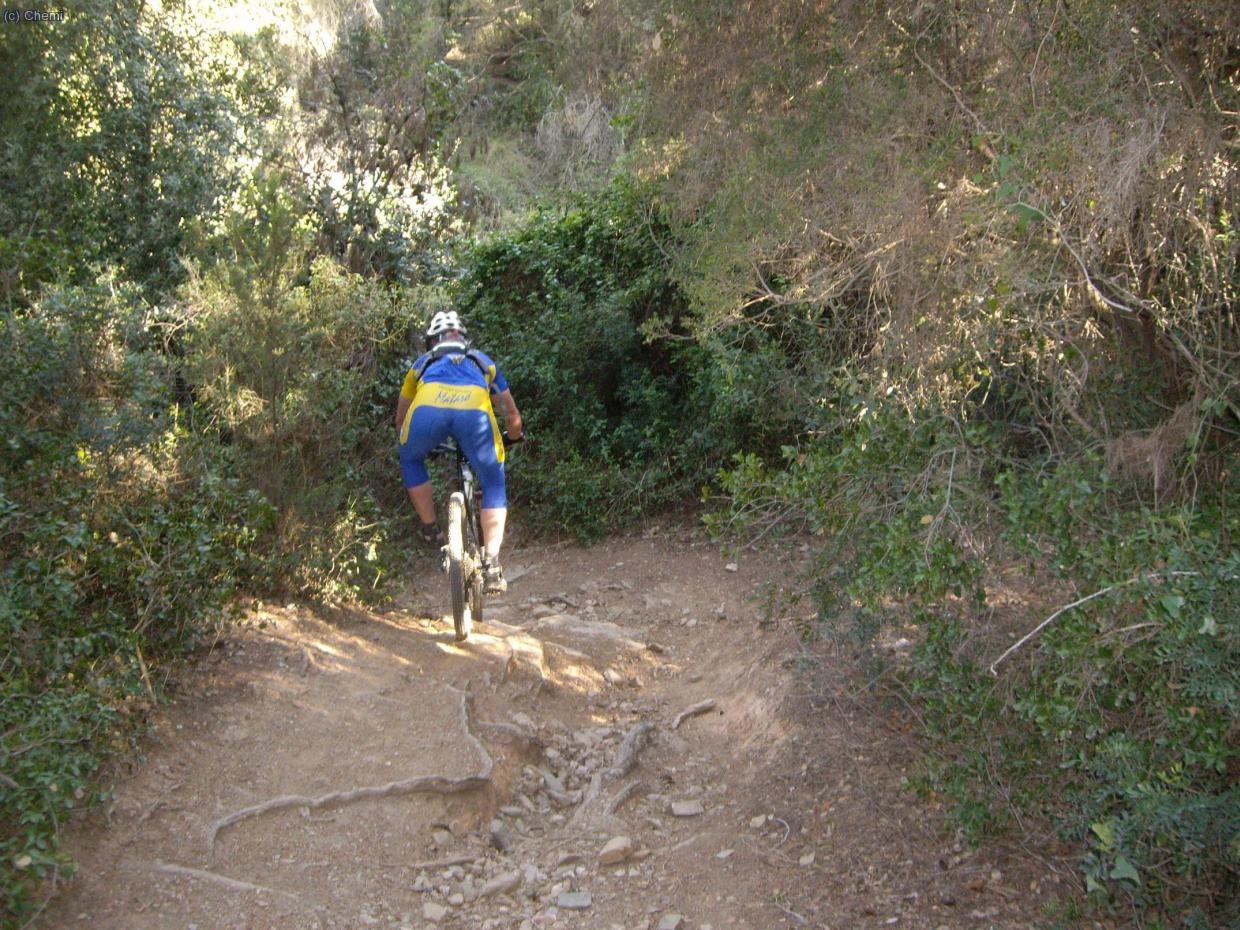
[414,345,493,389]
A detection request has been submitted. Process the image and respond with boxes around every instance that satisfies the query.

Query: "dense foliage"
[1,0,1236,925]
[0,281,275,916]
[457,179,740,537]
[638,1,1240,922]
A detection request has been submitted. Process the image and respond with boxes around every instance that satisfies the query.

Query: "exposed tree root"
[208,687,492,848]
[408,854,482,870]
[123,861,290,897]
[606,779,646,815]
[478,721,545,750]
[671,699,717,730]
[569,726,654,832]
[605,721,655,782]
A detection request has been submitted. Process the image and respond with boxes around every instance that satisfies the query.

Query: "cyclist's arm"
[493,388,523,439]
[395,368,418,432]
[395,394,412,432]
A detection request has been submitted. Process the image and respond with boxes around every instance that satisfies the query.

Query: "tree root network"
[207,686,492,848]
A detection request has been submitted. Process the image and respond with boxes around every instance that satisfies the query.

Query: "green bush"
[712,386,1237,923]
[993,461,1239,921]
[0,282,275,922]
[184,200,412,594]
[456,177,741,538]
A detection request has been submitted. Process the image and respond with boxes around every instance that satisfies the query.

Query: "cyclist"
[396,307,524,594]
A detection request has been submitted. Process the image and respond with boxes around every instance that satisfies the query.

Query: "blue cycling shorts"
[398,386,507,509]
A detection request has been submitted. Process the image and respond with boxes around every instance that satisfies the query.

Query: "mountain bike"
[429,434,520,642]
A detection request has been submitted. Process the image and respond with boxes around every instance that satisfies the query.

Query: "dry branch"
[671,699,718,730]
[208,687,493,847]
[989,571,1200,675]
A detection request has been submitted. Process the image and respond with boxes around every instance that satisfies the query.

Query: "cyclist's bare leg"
[481,507,506,560]
[408,482,436,523]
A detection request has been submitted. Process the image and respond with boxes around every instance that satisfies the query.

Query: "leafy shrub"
[0,282,275,922]
[991,461,1239,922]
[455,177,741,538]
[713,381,1237,923]
[0,0,247,306]
[184,191,413,595]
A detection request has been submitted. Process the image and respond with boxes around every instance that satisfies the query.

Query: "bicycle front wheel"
[447,492,471,641]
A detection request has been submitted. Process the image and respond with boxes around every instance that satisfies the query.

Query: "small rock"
[480,871,521,897]
[598,836,635,865]
[724,562,738,572]
[657,915,686,930]
[750,814,768,829]
[431,827,454,846]
[422,902,449,923]
[716,849,734,860]
[447,893,465,906]
[557,891,593,909]
[799,852,816,867]
[489,818,512,851]
[671,799,704,817]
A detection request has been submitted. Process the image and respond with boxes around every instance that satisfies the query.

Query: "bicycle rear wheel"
[446,492,471,641]
[466,505,485,628]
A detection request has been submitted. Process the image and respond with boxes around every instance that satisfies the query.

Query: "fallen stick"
[604,721,655,782]
[671,699,717,730]
[209,687,493,847]
[124,861,289,897]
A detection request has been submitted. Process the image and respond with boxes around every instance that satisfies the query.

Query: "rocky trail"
[35,528,1079,930]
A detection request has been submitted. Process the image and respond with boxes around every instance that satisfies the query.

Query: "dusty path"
[37,529,1073,930]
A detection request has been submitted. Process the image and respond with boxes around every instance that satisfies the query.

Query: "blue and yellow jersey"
[400,348,508,401]
[398,347,509,447]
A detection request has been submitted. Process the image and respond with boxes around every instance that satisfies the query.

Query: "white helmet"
[426,309,465,339]
[425,309,466,348]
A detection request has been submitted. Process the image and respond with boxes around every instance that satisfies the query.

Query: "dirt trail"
[36,529,1070,930]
